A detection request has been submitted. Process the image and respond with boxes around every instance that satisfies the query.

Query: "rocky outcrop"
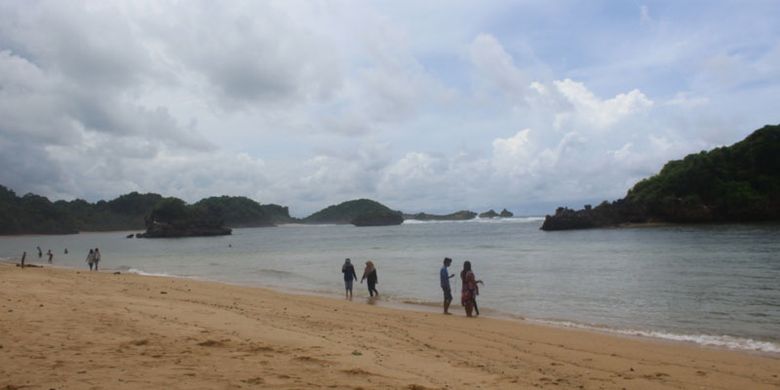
[478,208,514,218]
[137,220,232,238]
[479,209,499,218]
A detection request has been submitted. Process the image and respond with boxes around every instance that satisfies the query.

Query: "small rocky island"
[137,198,232,238]
[303,199,404,227]
[541,124,780,231]
[479,209,514,218]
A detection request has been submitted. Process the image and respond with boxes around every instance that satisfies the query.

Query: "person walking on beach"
[93,248,101,271]
[460,261,483,317]
[86,249,95,271]
[361,260,379,297]
[342,258,358,300]
[46,249,53,264]
[20,251,26,268]
[440,257,455,314]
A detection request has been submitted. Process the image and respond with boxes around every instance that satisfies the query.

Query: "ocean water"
[2,218,779,353]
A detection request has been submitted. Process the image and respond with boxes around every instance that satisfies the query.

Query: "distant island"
[542,124,780,231]
[0,185,518,237]
[303,199,403,226]
[478,209,514,218]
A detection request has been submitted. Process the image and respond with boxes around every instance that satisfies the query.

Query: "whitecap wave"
[532,319,780,353]
[126,268,177,278]
[403,217,544,225]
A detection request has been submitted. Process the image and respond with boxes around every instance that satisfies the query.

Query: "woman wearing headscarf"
[342,258,358,300]
[360,260,379,297]
[86,249,95,271]
[460,261,483,317]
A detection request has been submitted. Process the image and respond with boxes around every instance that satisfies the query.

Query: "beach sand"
[1,264,778,389]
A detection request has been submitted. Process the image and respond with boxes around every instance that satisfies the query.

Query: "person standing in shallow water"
[86,249,95,271]
[460,261,483,317]
[20,251,26,268]
[440,257,455,314]
[361,260,379,297]
[342,258,358,300]
[46,249,53,264]
[93,248,101,271]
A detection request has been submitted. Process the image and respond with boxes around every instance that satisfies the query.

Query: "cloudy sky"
[1,1,778,216]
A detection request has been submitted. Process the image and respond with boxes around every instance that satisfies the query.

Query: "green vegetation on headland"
[0,187,518,236]
[541,124,780,231]
[138,197,232,238]
[0,188,293,236]
[303,199,403,226]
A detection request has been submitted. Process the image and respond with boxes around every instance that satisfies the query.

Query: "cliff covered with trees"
[541,124,780,230]
[0,188,293,235]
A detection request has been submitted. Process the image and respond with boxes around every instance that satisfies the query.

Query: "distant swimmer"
[440,257,455,314]
[47,249,53,264]
[342,258,358,300]
[64,248,68,254]
[360,260,379,297]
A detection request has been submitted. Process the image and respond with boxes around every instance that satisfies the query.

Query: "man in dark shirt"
[440,257,455,314]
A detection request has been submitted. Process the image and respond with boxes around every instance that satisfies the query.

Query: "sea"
[2,218,778,354]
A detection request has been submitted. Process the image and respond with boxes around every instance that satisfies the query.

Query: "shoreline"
[2,263,779,389]
[5,258,779,356]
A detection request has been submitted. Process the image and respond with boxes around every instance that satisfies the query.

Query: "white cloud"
[468,33,530,100]
[552,79,653,129]
[1,1,778,216]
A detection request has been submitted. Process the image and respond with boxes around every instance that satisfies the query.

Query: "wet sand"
[1,263,778,389]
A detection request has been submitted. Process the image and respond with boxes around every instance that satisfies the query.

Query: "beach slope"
[1,264,778,389]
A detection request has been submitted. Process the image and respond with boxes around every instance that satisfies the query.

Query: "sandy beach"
[1,263,778,389]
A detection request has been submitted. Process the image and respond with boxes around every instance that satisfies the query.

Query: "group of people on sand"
[341,258,378,300]
[340,256,484,317]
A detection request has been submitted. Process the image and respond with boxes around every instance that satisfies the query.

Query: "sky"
[1,0,779,216]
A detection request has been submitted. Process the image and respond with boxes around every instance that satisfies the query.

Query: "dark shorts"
[442,286,452,301]
[345,279,353,291]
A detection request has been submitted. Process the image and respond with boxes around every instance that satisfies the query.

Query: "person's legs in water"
[89,263,93,271]
[443,287,452,314]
